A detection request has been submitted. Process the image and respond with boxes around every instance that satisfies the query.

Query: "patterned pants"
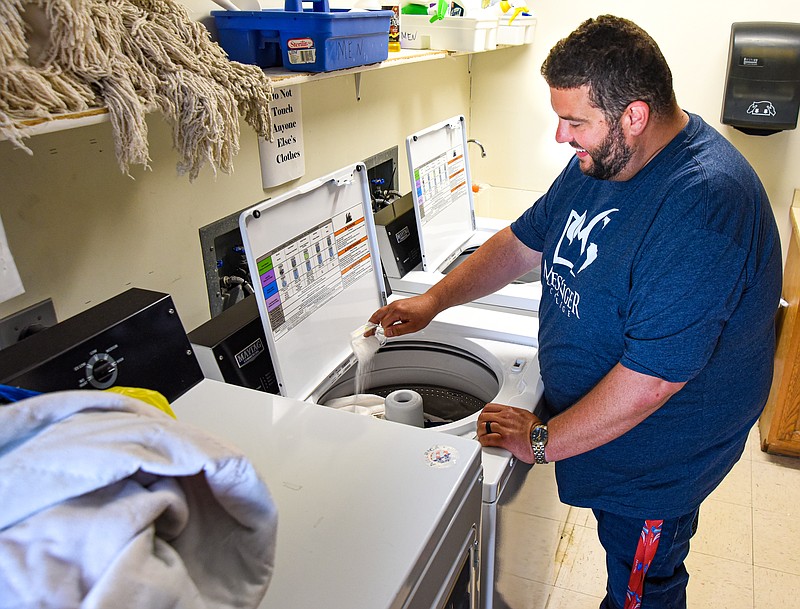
[593,508,700,609]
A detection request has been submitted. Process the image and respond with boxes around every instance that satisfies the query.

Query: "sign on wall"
[0,212,24,303]
[259,85,305,188]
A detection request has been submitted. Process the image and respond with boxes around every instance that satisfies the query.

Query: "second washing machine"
[385,115,542,316]
[239,163,544,608]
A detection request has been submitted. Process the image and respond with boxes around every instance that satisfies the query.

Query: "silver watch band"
[530,423,548,464]
[531,442,547,465]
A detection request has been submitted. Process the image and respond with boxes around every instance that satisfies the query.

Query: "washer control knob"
[86,352,118,389]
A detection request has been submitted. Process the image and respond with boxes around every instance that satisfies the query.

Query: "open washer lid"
[406,115,477,273]
[239,164,386,401]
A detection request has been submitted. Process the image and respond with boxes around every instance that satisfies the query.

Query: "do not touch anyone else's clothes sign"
[259,85,305,188]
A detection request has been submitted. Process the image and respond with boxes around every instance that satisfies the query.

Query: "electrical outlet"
[0,299,58,350]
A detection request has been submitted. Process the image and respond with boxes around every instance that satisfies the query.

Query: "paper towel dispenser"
[721,22,800,136]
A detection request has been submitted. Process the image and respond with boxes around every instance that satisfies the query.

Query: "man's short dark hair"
[541,15,677,121]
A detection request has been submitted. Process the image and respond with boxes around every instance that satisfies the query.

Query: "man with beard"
[369,15,783,609]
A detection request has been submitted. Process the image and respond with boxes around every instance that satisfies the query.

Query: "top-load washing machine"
[172,378,484,609]
[384,115,542,316]
[0,288,484,609]
[238,163,544,608]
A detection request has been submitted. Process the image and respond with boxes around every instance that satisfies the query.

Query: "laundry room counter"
[759,189,800,457]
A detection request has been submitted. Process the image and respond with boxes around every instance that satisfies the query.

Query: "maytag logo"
[395,226,411,244]
[236,338,264,368]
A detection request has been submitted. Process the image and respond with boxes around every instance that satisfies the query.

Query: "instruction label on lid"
[412,145,468,226]
[255,204,372,341]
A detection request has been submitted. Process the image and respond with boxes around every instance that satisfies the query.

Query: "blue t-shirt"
[511,113,782,519]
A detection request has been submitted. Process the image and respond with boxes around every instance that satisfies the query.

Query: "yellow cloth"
[105,386,176,419]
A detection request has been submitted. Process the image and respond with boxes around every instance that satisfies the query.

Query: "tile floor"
[491,424,800,609]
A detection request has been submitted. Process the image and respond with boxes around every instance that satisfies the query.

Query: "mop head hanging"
[0,0,273,181]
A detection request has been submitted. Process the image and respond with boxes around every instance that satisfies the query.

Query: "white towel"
[324,393,386,417]
[0,390,278,609]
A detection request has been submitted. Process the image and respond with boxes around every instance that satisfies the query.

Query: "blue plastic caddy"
[213,0,392,73]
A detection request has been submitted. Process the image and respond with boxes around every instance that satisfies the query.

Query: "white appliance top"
[406,115,476,272]
[171,379,482,609]
[391,217,544,314]
[239,164,385,400]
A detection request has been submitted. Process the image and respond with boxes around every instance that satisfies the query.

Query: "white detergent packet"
[354,322,386,346]
[348,322,386,396]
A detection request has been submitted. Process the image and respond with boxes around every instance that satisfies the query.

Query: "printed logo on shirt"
[544,208,618,319]
[553,209,618,275]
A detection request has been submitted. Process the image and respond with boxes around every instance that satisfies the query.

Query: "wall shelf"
[2,47,486,140]
[265,47,453,85]
[13,107,112,138]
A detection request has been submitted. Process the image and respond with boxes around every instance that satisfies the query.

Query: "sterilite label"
[287,38,313,49]
[287,38,315,65]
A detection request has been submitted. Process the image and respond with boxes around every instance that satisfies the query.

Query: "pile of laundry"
[0,389,278,609]
[0,0,273,180]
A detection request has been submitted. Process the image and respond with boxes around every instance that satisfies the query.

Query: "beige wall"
[470,0,800,261]
[1,0,799,331]
[0,52,471,330]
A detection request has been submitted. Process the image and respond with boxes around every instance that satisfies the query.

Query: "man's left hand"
[477,403,542,464]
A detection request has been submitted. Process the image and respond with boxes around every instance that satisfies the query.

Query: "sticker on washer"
[424,445,458,468]
[287,38,316,65]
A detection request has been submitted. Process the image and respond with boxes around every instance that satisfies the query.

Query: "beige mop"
[0,0,273,181]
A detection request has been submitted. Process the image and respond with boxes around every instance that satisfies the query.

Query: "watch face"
[531,425,548,443]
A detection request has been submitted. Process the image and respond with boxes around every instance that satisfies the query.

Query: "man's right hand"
[369,293,441,338]
[368,227,541,338]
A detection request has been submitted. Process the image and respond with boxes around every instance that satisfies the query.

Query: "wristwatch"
[530,423,549,464]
